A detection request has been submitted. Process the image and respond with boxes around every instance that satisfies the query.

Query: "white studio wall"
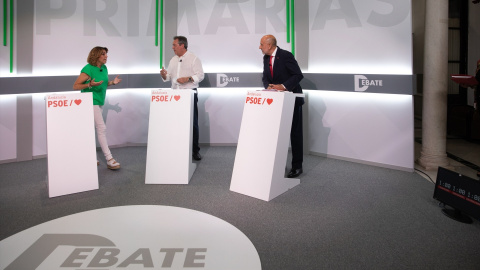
[0,0,9,77]
[307,90,414,170]
[32,93,47,157]
[99,88,250,147]
[99,88,151,147]
[2,0,413,76]
[199,88,249,145]
[0,95,17,161]
[0,46,8,76]
[4,88,414,171]
[0,0,416,172]
[308,0,412,75]
[177,0,290,73]
[29,89,154,158]
[32,0,161,76]
[10,88,253,160]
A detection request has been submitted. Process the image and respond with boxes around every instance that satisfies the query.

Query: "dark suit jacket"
[262,47,304,105]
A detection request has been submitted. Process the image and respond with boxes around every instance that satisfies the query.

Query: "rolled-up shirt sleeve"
[162,58,175,82]
[191,57,204,83]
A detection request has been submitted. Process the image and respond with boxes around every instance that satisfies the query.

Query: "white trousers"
[93,105,112,161]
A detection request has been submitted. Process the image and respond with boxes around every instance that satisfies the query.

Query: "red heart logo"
[266,98,273,105]
[174,95,181,101]
[74,99,82,105]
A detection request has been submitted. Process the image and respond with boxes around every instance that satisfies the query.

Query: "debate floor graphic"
[0,205,261,270]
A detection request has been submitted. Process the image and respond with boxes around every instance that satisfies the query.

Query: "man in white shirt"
[160,36,205,160]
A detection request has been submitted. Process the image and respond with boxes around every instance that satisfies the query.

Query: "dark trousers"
[290,104,303,169]
[193,93,200,153]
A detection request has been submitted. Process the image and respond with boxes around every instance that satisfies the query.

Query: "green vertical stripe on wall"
[291,0,295,55]
[160,0,163,68]
[155,0,158,46]
[9,0,13,72]
[286,0,290,43]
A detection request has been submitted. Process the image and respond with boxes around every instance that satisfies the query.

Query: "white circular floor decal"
[0,205,261,270]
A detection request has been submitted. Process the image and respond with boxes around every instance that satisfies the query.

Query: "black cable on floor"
[415,168,435,184]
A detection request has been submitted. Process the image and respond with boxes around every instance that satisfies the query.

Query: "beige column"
[418,0,450,171]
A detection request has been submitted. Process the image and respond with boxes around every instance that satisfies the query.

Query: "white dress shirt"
[270,47,277,69]
[163,51,204,89]
[269,47,287,90]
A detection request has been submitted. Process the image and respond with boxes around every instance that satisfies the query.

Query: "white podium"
[145,89,197,184]
[46,92,99,198]
[230,91,302,201]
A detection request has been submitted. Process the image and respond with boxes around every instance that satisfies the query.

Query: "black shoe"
[287,168,303,178]
[193,152,202,161]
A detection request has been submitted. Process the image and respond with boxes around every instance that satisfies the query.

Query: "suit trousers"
[290,103,303,169]
[193,93,200,154]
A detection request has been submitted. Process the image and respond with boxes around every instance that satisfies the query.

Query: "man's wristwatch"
[188,77,193,82]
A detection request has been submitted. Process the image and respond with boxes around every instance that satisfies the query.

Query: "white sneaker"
[107,158,120,170]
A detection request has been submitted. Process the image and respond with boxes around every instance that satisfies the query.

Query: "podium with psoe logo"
[145,89,197,184]
[230,91,302,201]
[46,92,99,198]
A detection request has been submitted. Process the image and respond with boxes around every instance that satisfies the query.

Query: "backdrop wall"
[0,0,414,171]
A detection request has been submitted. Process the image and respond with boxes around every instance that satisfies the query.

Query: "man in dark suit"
[259,34,304,178]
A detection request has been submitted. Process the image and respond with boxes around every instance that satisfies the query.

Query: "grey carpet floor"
[1,146,479,269]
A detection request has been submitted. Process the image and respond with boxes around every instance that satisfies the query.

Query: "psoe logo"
[217,74,239,87]
[354,75,383,92]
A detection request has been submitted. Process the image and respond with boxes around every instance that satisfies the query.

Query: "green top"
[80,64,109,105]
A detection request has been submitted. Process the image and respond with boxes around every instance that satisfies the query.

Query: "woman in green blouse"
[73,46,122,170]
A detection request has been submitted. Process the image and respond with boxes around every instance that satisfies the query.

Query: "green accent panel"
[9,0,13,72]
[160,0,164,68]
[291,0,295,55]
[3,0,6,46]
[286,0,290,43]
[155,0,158,46]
